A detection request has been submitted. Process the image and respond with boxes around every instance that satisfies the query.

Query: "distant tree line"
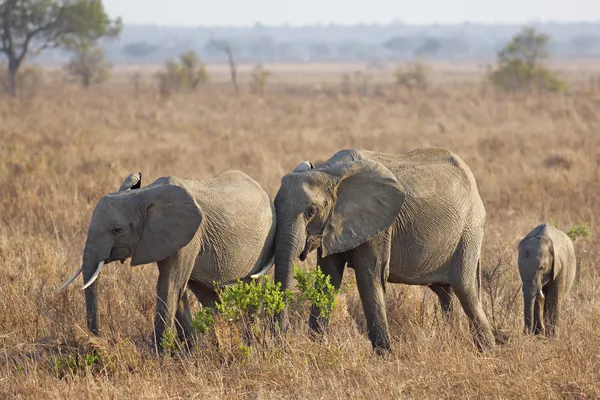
[25,22,600,65]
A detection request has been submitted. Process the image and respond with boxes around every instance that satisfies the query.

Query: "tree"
[179,50,207,89]
[154,50,208,98]
[415,38,441,57]
[0,0,121,97]
[65,42,110,88]
[488,27,566,92]
[209,39,239,94]
[122,41,159,59]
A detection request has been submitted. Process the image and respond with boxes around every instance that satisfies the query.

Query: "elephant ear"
[130,181,202,266]
[118,172,142,191]
[321,159,405,257]
[293,161,314,173]
[545,227,569,281]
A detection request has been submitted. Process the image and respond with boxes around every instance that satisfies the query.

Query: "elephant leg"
[453,283,495,351]
[452,241,495,351]
[153,262,190,351]
[543,283,561,337]
[308,249,346,335]
[352,240,392,353]
[533,287,546,335]
[187,281,219,309]
[174,290,194,342]
[428,283,454,323]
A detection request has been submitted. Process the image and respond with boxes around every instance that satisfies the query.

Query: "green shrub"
[50,354,77,378]
[488,27,566,93]
[159,327,177,352]
[294,265,340,319]
[250,63,270,94]
[214,277,293,322]
[191,307,215,334]
[567,222,591,242]
[155,50,208,97]
[65,44,112,88]
[549,219,590,242]
[190,266,341,350]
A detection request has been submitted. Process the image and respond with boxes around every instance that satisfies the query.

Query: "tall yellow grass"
[1,67,599,399]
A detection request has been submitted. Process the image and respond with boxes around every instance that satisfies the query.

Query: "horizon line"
[119,19,600,30]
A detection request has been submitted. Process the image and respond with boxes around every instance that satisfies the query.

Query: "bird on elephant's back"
[60,170,276,349]
[274,147,495,353]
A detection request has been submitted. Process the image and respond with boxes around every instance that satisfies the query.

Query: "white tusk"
[82,261,105,290]
[250,256,274,279]
[59,265,83,290]
[538,289,545,299]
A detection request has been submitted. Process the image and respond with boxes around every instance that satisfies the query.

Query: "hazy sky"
[103,0,600,27]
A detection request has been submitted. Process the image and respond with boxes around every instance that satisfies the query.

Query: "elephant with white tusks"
[274,147,495,353]
[518,223,576,337]
[60,171,276,349]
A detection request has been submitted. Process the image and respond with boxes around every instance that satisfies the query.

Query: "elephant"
[518,223,576,337]
[273,147,495,352]
[60,170,276,348]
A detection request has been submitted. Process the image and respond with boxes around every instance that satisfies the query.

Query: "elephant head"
[273,158,405,292]
[518,234,557,334]
[60,174,202,335]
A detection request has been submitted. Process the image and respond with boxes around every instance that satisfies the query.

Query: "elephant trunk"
[523,280,540,334]
[82,245,104,335]
[274,214,305,291]
[523,290,535,334]
[273,212,305,331]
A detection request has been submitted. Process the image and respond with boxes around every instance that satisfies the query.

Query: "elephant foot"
[372,342,393,356]
[308,307,330,336]
[368,329,392,355]
[474,329,496,353]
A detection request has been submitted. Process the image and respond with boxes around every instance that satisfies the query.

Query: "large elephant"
[60,171,276,347]
[274,148,495,352]
[518,223,576,337]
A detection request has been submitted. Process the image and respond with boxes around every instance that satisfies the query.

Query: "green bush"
[191,307,215,334]
[214,276,293,322]
[549,219,590,242]
[567,223,591,242]
[294,265,340,319]
[159,327,177,352]
[488,27,566,93]
[250,63,271,94]
[190,266,341,350]
[155,50,208,97]
[65,44,112,88]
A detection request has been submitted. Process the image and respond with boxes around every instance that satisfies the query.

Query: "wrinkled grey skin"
[518,223,576,337]
[61,171,276,348]
[275,148,494,352]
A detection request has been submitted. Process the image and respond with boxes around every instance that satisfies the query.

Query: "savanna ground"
[1,61,600,399]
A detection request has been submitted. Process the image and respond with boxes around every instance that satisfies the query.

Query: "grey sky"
[103,0,600,27]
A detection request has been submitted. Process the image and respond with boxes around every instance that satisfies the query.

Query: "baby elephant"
[518,223,576,337]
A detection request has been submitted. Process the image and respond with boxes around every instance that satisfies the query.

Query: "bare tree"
[209,39,239,94]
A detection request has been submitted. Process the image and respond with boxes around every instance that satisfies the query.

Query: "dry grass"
[1,66,600,399]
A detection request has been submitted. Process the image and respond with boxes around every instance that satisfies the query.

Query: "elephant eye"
[305,205,317,219]
[538,264,544,270]
[111,227,123,235]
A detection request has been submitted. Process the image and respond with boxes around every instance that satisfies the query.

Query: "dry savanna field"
[1,62,600,399]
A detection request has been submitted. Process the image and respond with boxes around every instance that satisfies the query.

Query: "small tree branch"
[210,39,239,94]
